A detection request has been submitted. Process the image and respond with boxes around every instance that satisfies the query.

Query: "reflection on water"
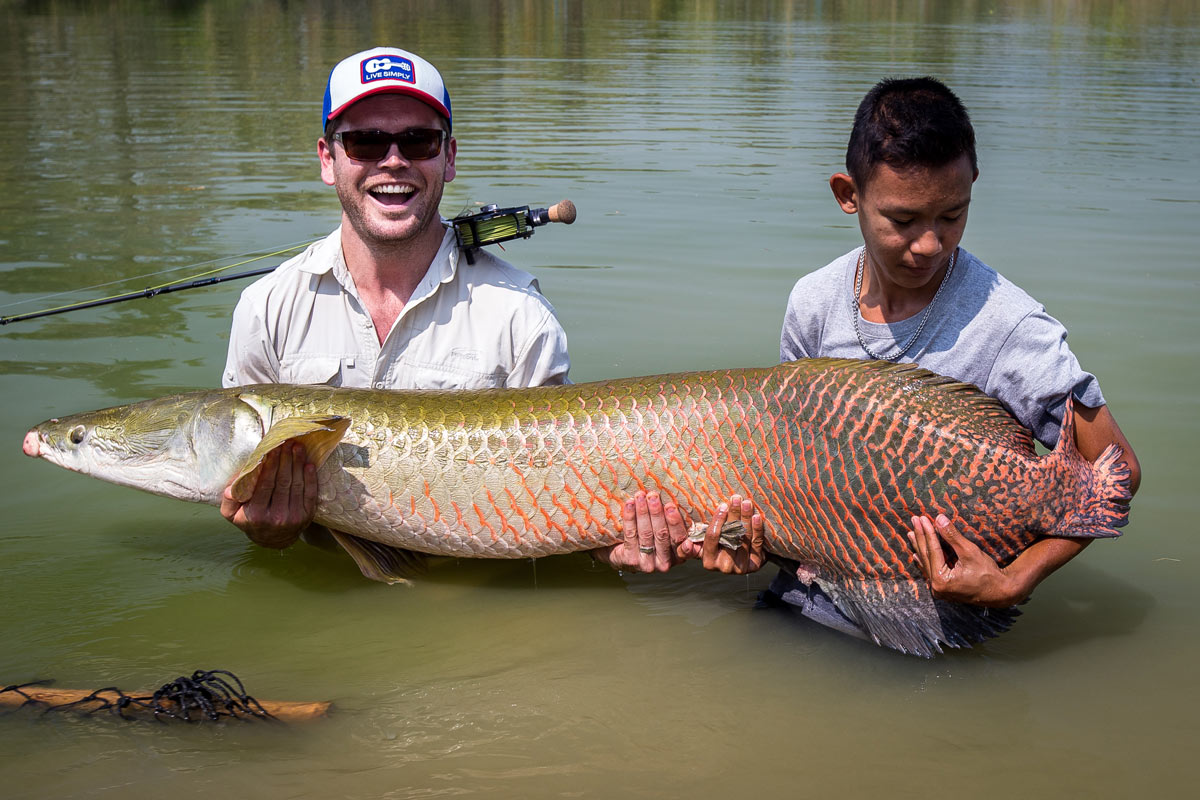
[1,1,1197,797]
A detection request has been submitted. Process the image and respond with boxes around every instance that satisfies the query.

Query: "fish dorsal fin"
[328,530,429,584]
[817,573,1020,658]
[228,414,351,502]
[809,358,1037,453]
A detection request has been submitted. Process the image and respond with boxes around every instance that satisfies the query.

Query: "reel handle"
[530,199,577,227]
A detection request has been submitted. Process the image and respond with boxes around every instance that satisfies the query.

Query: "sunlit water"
[1,1,1197,797]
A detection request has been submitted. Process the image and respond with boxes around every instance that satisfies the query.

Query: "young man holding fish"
[777,77,1140,616]
[627,77,1141,635]
[220,47,571,548]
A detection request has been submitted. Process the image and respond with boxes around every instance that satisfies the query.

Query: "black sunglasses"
[332,128,447,162]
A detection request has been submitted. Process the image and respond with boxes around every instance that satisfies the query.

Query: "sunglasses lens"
[338,130,444,162]
[398,130,444,159]
[339,131,390,161]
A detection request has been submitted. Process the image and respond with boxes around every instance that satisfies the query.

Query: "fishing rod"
[0,264,283,326]
[0,199,577,325]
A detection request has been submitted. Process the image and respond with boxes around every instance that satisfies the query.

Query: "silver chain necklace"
[850,246,958,362]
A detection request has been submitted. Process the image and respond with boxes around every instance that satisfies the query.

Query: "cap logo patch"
[361,56,415,85]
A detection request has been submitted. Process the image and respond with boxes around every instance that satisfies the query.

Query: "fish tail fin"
[1047,394,1132,539]
[820,577,1020,658]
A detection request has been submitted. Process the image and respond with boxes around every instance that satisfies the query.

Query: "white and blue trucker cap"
[322,47,452,130]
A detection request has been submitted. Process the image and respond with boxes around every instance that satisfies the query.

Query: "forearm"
[1000,536,1090,604]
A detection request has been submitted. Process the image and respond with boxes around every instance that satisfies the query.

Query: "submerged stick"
[1,677,332,723]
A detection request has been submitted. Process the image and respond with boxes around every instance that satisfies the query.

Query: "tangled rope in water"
[1,669,276,723]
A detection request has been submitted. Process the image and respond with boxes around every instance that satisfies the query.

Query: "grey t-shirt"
[779,247,1104,447]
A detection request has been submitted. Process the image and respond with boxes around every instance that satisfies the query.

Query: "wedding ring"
[639,546,655,553]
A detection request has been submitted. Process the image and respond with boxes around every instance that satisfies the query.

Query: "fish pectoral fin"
[229,414,351,502]
[686,520,746,551]
[820,577,1020,658]
[328,530,429,585]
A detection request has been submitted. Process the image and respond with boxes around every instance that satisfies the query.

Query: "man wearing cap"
[220,47,571,549]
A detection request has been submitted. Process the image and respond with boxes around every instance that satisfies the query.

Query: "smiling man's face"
[318,93,456,251]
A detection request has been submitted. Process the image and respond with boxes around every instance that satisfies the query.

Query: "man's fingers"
[301,462,319,516]
[633,492,656,571]
[248,450,279,506]
[702,502,729,569]
[747,511,766,569]
[934,514,982,559]
[907,516,934,576]
[285,443,307,505]
[620,497,639,556]
[911,515,951,585]
[726,494,743,523]
[665,502,698,560]
[663,501,687,544]
[647,493,675,571]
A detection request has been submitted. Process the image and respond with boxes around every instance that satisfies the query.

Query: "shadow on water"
[991,560,1156,657]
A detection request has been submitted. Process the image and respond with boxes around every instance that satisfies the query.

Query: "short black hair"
[845,77,976,188]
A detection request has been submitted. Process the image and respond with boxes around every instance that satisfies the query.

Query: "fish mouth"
[22,429,39,457]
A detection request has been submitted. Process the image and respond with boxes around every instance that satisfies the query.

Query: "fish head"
[22,389,265,505]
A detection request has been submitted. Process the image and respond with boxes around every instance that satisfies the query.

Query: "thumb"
[934,514,978,554]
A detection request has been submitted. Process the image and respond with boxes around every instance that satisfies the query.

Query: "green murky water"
[2,1,1197,797]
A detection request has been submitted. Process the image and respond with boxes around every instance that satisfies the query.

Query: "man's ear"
[318,136,336,187]
[442,136,457,183]
[829,173,858,214]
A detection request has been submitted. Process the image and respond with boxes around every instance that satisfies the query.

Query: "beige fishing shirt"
[222,226,570,390]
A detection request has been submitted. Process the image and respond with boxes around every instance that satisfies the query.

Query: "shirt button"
[373,382,384,389]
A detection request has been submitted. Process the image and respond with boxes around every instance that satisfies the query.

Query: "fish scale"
[24,358,1131,656]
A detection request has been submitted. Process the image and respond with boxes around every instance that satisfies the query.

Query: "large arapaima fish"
[21,358,1131,656]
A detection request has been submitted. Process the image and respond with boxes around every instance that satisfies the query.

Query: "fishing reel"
[452,200,577,263]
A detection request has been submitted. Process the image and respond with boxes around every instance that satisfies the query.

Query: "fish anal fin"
[820,576,1020,658]
[329,530,428,585]
[230,415,351,502]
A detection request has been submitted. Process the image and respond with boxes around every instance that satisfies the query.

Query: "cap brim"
[326,85,451,125]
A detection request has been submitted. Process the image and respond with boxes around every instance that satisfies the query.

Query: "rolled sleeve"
[507,307,571,387]
[222,296,281,388]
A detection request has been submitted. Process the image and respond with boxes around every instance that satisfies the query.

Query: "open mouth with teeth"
[369,184,416,206]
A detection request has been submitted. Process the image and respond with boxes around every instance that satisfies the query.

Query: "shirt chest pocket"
[398,359,507,390]
[277,356,344,386]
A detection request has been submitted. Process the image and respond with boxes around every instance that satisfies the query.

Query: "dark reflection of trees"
[1,300,194,344]
[0,357,189,399]
[0,0,1189,363]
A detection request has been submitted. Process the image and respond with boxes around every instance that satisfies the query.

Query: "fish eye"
[69,425,86,444]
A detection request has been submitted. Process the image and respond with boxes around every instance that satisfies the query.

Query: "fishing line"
[0,239,318,312]
[0,240,317,325]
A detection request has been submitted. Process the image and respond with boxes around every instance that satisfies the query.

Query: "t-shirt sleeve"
[986,307,1105,446]
[780,279,818,362]
[222,293,281,388]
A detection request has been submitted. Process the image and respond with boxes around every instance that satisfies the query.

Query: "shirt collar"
[296,228,343,277]
[303,224,462,308]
